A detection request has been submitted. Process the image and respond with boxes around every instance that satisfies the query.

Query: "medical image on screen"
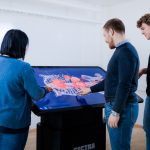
[32,67,106,112]
[40,73,103,97]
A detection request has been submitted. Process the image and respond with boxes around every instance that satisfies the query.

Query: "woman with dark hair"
[0,29,29,59]
[0,29,52,150]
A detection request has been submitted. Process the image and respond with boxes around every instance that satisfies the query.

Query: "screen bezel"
[31,66,106,115]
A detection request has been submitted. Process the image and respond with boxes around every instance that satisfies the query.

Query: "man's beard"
[146,34,150,40]
[109,41,115,49]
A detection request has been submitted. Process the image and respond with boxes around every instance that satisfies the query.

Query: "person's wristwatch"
[111,110,120,117]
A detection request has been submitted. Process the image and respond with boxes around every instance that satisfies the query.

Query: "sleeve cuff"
[41,87,49,97]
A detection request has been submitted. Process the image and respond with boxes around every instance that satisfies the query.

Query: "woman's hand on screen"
[45,86,53,92]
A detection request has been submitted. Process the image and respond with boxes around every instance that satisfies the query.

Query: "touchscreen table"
[32,66,143,150]
[32,66,106,114]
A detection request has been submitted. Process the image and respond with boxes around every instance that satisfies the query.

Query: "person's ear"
[108,29,114,36]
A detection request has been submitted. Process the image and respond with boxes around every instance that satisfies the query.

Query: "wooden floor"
[25,127,146,150]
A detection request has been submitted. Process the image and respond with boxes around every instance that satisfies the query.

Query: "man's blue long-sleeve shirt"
[90,42,140,113]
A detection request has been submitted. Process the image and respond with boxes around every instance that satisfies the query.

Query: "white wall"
[0,0,148,127]
[0,1,107,128]
[0,1,105,66]
[102,0,150,125]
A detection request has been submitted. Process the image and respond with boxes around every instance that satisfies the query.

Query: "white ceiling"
[2,0,137,7]
[39,0,135,7]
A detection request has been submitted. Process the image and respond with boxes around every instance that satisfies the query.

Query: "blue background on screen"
[32,67,106,111]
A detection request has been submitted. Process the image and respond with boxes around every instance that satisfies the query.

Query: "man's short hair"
[103,18,125,34]
[137,13,150,28]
